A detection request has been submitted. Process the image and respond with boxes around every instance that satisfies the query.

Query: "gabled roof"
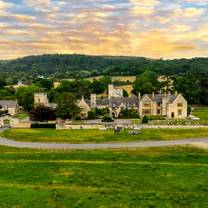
[109,97,139,107]
[141,94,178,104]
[0,100,18,108]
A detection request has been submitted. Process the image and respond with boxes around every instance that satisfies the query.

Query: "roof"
[109,97,139,107]
[142,94,178,104]
[0,100,18,108]
[96,98,109,106]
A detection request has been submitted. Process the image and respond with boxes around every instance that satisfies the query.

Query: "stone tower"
[90,94,97,107]
[108,84,123,99]
[34,93,49,106]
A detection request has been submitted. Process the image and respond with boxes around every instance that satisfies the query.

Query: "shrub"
[31,123,56,129]
[147,115,166,121]
[102,115,114,122]
[119,109,140,118]
[88,111,96,119]
[142,115,149,124]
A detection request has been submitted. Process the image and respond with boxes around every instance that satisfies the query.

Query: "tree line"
[1,54,208,81]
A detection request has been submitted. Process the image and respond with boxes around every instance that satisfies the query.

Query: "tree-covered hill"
[1,54,208,79]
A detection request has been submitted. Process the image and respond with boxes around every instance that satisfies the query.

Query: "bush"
[102,115,114,122]
[88,111,96,119]
[147,115,166,121]
[31,123,56,129]
[119,109,140,119]
[142,115,149,124]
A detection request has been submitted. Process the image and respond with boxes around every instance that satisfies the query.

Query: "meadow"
[192,107,208,121]
[0,145,207,207]
[2,128,208,143]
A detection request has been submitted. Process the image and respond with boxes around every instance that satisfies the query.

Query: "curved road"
[0,136,208,149]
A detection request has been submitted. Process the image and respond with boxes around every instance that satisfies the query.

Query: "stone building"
[34,93,57,108]
[34,86,188,120]
[80,85,188,119]
[139,93,188,119]
[0,100,19,116]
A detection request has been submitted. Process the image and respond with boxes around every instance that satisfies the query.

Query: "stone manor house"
[34,84,187,119]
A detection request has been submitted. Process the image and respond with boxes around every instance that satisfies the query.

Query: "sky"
[0,0,208,60]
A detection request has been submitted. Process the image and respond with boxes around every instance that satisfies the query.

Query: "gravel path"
[0,135,208,149]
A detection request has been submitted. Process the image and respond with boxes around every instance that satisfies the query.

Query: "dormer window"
[177,103,183,107]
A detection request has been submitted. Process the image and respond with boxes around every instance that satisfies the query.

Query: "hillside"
[1,54,208,79]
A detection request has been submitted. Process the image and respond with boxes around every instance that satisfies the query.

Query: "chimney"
[152,92,155,97]
[175,91,178,95]
[138,92,141,100]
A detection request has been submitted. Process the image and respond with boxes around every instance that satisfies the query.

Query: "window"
[178,110,182,116]
[177,103,183,107]
[157,109,161,114]
[143,109,151,115]
[143,103,150,107]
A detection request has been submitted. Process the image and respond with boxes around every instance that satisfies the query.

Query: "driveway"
[0,136,208,149]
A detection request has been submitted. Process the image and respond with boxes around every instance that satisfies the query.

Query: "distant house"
[0,100,19,116]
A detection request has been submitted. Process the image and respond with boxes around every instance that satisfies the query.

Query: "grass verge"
[0,146,207,207]
[1,128,208,143]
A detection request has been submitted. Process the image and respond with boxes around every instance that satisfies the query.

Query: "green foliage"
[123,89,129,97]
[102,115,114,122]
[142,115,149,124]
[56,92,81,120]
[133,70,160,95]
[95,108,109,117]
[0,88,15,100]
[146,115,166,121]
[15,85,43,111]
[34,79,53,91]
[88,111,96,119]
[119,108,140,118]
[29,105,56,122]
[0,78,6,88]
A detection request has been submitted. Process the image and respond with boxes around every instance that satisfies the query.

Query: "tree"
[123,89,129,97]
[174,73,199,105]
[35,79,53,91]
[142,115,149,124]
[91,80,105,94]
[29,105,56,122]
[56,93,81,120]
[15,85,43,111]
[133,70,160,95]
[0,78,6,88]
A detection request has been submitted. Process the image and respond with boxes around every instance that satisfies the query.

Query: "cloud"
[0,0,208,59]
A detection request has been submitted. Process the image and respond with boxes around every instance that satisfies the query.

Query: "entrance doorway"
[171,112,175,118]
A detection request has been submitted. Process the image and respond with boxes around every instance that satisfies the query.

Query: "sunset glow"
[0,0,208,59]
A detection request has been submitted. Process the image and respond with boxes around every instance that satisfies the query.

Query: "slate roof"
[109,97,139,107]
[0,100,18,108]
[145,94,178,104]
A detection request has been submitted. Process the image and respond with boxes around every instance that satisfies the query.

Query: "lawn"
[2,128,208,143]
[0,146,207,207]
[14,113,29,120]
[192,107,208,121]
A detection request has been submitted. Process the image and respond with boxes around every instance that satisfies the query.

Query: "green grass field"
[192,107,208,121]
[0,146,207,207]
[2,128,208,143]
